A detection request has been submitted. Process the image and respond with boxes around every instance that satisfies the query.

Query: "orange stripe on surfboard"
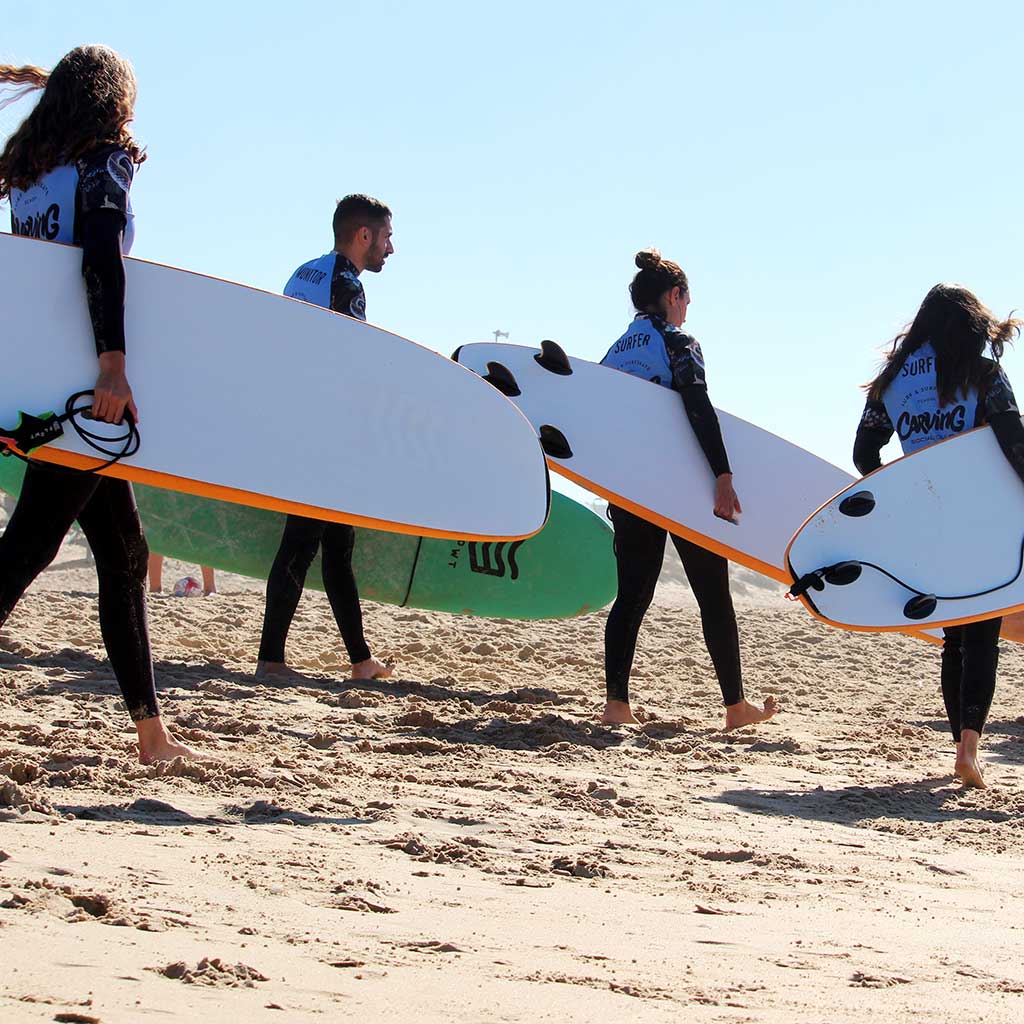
[25,447,544,544]
[547,462,944,647]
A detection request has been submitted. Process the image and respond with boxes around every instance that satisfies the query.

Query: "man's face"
[364,217,394,273]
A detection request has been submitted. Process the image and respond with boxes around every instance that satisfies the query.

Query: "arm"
[77,148,136,424]
[852,399,894,475]
[983,365,1024,486]
[667,332,738,520]
[989,411,1024,487]
[80,208,136,424]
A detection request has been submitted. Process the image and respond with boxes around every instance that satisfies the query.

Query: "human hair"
[866,284,1021,407]
[0,45,144,198]
[629,248,689,315]
[332,194,392,245]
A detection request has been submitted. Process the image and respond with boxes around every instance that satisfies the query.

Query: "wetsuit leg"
[258,514,325,663]
[941,618,1001,741]
[669,534,743,706]
[75,478,158,721]
[604,505,666,703]
[940,626,964,740]
[0,461,99,626]
[320,523,371,665]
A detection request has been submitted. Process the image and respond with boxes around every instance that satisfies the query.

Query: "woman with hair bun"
[0,46,200,762]
[855,284,1024,788]
[599,249,778,730]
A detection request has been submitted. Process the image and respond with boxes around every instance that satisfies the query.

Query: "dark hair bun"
[634,248,662,271]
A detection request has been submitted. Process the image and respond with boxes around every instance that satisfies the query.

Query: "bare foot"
[601,700,639,725]
[955,731,986,788]
[724,695,779,731]
[954,754,987,788]
[254,660,310,680]
[351,656,394,680]
[135,717,205,764]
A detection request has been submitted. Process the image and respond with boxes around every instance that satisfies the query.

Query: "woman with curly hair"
[599,249,778,731]
[855,284,1024,787]
[0,45,200,763]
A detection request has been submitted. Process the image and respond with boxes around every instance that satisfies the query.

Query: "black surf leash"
[789,538,1024,622]
[0,390,140,472]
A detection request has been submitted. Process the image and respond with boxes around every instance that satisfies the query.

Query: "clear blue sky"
[3,1,1023,481]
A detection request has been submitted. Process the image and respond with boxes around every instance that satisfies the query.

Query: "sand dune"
[2,540,1024,1022]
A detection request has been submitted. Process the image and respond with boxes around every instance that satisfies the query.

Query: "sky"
[3,1,1023,493]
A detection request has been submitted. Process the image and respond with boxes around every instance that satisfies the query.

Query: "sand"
[2,536,1024,1023]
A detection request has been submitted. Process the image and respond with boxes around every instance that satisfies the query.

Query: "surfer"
[855,283,1024,788]
[255,195,394,682]
[599,249,778,730]
[0,47,201,762]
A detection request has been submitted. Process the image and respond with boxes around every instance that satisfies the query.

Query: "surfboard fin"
[539,424,573,460]
[903,594,937,620]
[534,340,573,376]
[482,362,521,397]
[839,490,875,517]
[823,561,862,586]
[0,410,63,456]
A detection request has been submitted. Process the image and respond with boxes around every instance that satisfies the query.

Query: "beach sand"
[2,538,1024,1022]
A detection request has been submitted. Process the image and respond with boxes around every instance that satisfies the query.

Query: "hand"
[713,473,742,523]
[92,352,138,425]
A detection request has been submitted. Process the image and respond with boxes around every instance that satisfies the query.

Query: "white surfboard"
[453,341,853,583]
[786,423,1024,631]
[0,234,549,542]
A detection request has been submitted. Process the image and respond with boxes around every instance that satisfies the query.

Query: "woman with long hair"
[599,249,778,730]
[855,283,1024,787]
[0,45,199,762]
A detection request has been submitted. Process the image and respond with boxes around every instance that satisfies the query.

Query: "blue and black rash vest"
[601,313,731,477]
[854,346,1024,484]
[9,144,136,354]
[283,252,365,320]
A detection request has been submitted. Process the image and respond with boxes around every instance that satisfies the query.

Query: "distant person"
[0,47,199,762]
[855,284,1024,788]
[255,195,393,681]
[599,250,778,730]
[148,554,215,595]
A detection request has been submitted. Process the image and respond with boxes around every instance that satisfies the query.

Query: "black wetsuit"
[0,147,158,722]
[600,314,742,707]
[257,253,371,667]
[854,360,1024,741]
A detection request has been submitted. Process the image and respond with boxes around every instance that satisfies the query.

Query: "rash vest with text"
[881,342,979,455]
[9,145,135,254]
[283,252,365,320]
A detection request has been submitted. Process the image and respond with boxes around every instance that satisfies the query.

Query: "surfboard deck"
[786,423,1024,631]
[0,458,614,620]
[452,341,977,647]
[453,341,853,584]
[0,234,549,541]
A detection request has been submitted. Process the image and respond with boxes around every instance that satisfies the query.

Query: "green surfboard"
[0,459,614,619]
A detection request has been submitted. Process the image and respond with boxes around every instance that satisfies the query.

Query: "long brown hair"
[0,45,145,198]
[866,284,1021,406]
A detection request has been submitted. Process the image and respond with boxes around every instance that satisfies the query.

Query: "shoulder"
[76,145,134,214]
[858,396,893,432]
[331,256,366,319]
[982,358,1018,413]
[662,324,705,366]
[77,145,135,190]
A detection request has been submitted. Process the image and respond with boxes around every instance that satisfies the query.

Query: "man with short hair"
[255,194,394,681]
